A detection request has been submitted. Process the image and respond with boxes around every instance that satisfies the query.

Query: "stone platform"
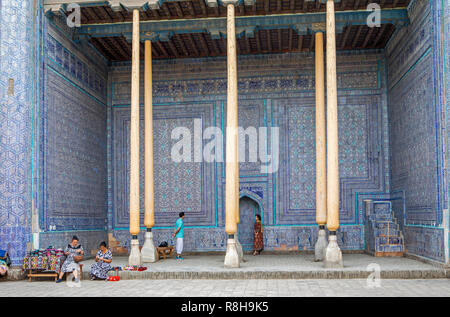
[79,254,448,280]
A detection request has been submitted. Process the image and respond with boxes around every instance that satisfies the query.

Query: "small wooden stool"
[157,246,175,259]
[28,263,83,282]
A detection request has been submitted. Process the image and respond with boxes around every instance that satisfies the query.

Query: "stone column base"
[141,231,158,263]
[224,237,240,268]
[128,238,142,266]
[314,227,327,262]
[235,232,244,262]
[324,233,343,268]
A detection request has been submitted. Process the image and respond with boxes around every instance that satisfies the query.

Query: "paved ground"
[1,279,450,297]
[76,254,447,279]
[83,253,441,272]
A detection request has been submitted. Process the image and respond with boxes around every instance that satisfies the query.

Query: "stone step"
[372,221,399,230]
[75,268,449,280]
[370,213,395,219]
[376,236,404,245]
[374,228,401,237]
[375,243,404,253]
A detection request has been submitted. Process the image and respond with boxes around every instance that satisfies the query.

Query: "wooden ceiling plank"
[97,37,122,60]
[298,34,303,50]
[340,25,352,49]
[199,0,208,16]
[352,25,363,48]
[188,34,200,56]
[162,3,172,18]
[246,35,251,54]
[109,37,129,59]
[256,30,262,52]
[175,2,184,17]
[156,40,169,57]
[187,1,196,16]
[289,0,295,11]
[91,38,114,60]
[167,39,181,57]
[278,29,282,51]
[118,36,132,56]
[361,27,375,48]
[199,33,210,55]
[372,24,387,47]
[175,34,190,56]
[264,0,270,13]
[266,29,272,51]
[309,33,315,51]
[288,28,293,50]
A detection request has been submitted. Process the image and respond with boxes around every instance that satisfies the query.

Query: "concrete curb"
[89,269,450,280]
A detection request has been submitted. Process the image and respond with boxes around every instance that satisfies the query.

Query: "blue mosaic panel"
[389,52,438,222]
[112,102,217,228]
[42,69,107,231]
[386,0,447,262]
[274,96,382,225]
[404,226,444,262]
[387,1,442,225]
[108,51,389,251]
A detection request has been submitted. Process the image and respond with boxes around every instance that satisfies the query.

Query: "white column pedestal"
[141,231,158,263]
[323,234,343,268]
[224,237,240,268]
[128,238,142,266]
[235,232,244,262]
[314,227,327,262]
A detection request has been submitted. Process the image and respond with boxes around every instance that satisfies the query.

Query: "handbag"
[73,255,84,263]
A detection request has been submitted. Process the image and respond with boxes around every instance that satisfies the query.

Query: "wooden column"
[144,40,154,230]
[225,2,238,237]
[141,39,158,263]
[315,31,326,227]
[129,8,141,238]
[326,0,339,233]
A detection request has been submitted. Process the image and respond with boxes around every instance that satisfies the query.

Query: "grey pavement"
[82,253,442,272]
[1,279,450,297]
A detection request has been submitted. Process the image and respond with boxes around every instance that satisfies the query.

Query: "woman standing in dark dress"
[253,214,264,255]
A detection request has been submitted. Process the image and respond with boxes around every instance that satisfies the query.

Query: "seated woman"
[56,236,84,283]
[90,241,112,280]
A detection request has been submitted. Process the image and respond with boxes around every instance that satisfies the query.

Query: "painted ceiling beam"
[73,8,408,41]
[44,0,257,12]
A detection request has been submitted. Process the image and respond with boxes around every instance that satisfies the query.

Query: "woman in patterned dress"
[253,214,264,256]
[90,241,112,280]
[56,236,84,283]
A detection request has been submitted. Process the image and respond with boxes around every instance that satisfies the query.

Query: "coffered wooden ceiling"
[60,0,411,61]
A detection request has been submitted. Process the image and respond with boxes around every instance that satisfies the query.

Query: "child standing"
[172,212,185,260]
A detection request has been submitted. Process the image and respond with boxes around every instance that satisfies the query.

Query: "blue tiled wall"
[444,0,450,262]
[386,0,447,262]
[35,15,109,256]
[1,0,449,264]
[107,50,391,252]
[0,0,36,265]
